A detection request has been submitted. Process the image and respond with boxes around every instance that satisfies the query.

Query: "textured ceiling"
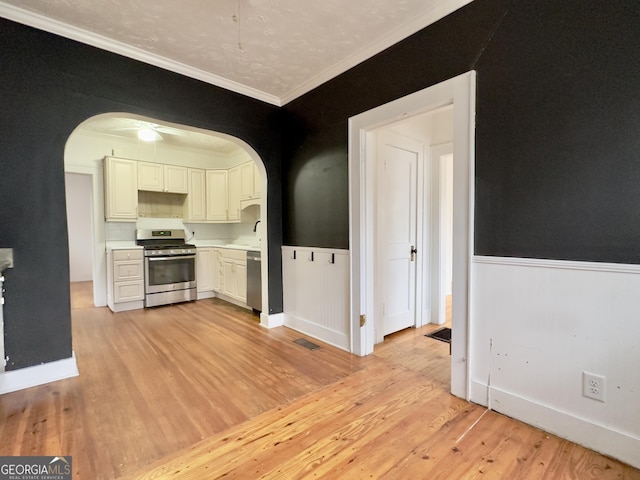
[0,0,471,106]
[76,114,247,155]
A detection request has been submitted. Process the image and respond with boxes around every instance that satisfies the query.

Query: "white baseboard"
[470,379,489,406]
[196,290,215,300]
[283,313,350,351]
[0,353,79,395]
[261,312,284,329]
[472,381,640,469]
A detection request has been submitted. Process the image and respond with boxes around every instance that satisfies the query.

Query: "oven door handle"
[147,255,196,261]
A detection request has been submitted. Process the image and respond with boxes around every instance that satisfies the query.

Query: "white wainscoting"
[471,256,640,469]
[282,246,350,351]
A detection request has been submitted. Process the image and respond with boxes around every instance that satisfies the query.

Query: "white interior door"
[378,133,419,336]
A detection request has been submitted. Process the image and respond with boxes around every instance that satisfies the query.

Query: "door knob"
[410,246,417,261]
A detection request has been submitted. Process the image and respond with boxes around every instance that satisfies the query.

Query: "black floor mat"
[425,327,451,343]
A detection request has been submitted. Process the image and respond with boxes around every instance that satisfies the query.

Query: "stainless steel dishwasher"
[246,250,261,312]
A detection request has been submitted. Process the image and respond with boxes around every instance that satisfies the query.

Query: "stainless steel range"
[136,229,197,307]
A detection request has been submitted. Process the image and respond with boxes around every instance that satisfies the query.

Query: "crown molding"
[0,2,282,106]
[279,0,473,105]
[0,0,472,107]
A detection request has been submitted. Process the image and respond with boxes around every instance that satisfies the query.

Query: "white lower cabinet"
[107,248,144,312]
[196,247,215,299]
[220,249,247,303]
[196,247,247,305]
[213,249,222,293]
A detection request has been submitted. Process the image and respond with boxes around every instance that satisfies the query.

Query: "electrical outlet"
[583,372,606,402]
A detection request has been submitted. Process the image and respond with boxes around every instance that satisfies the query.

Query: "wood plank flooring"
[0,282,637,479]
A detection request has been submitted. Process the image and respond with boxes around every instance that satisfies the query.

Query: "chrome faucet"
[253,220,261,232]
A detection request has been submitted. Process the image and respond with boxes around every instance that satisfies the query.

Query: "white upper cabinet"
[186,168,206,222]
[104,157,138,221]
[227,165,241,221]
[164,165,188,193]
[138,162,188,194]
[253,163,261,198]
[206,169,229,222]
[137,161,163,192]
[239,161,261,201]
[240,162,255,200]
[104,157,257,223]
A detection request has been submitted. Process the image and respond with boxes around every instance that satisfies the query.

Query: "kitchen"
[65,113,268,318]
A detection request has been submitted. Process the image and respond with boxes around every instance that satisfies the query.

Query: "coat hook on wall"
[309,251,314,262]
[292,250,296,260]
[330,253,335,264]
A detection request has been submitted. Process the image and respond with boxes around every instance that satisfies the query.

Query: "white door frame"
[430,142,454,326]
[348,71,475,400]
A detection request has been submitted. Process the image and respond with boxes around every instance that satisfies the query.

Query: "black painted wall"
[283,0,640,264]
[0,18,283,370]
[3,0,640,371]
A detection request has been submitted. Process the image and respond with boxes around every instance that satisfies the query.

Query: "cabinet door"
[253,163,261,198]
[164,165,188,193]
[138,161,164,192]
[240,162,254,200]
[105,157,138,221]
[114,280,144,303]
[114,260,143,281]
[228,166,241,221]
[212,249,222,292]
[196,248,213,292]
[187,168,206,221]
[222,258,236,297]
[206,170,228,221]
[235,260,247,302]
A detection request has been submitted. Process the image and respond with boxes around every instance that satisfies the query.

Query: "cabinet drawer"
[114,260,143,281]
[114,280,144,303]
[219,248,247,261]
[112,249,143,261]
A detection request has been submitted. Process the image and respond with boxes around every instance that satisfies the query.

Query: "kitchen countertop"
[0,248,13,272]
[104,241,259,251]
[191,241,260,251]
[105,241,142,251]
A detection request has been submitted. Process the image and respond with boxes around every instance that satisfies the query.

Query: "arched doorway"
[64,112,270,317]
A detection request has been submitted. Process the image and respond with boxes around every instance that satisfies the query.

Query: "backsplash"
[105,219,260,245]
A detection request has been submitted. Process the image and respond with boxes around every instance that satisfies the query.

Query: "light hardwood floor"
[0,283,637,479]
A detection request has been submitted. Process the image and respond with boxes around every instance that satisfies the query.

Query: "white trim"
[0,0,472,106]
[0,2,280,106]
[261,312,284,329]
[0,353,79,395]
[348,71,476,401]
[64,164,107,307]
[279,0,474,105]
[489,385,640,469]
[283,314,349,352]
[474,255,640,275]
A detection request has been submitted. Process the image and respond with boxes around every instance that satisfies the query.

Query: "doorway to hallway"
[348,71,476,400]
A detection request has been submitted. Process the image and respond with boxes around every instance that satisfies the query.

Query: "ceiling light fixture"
[138,127,158,142]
